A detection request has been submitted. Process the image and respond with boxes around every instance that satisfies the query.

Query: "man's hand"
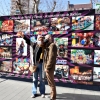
[45,69,49,73]
[16,32,24,38]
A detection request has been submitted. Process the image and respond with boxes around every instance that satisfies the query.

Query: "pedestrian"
[43,34,57,100]
[17,32,45,98]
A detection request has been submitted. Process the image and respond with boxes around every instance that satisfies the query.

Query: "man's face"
[45,35,53,43]
[38,37,43,42]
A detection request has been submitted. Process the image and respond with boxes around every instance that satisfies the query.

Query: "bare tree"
[38,0,68,12]
[16,0,68,14]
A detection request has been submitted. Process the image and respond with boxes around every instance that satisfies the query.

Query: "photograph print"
[16,38,27,56]
[0,47,12,59]
[94,50,100,65]
[93,67,100,82]
[31,19,50,32]
[0,34,13,46]
[69,66,92,81]
[71,49,93,64]
[72,32,94,47]
[13,58,30,74]
[50,17,70,31]
[14,19,30,34]
[0,20,14,32]
[54,37,68,58]
[54,65,69,79]
[0,61,12,72]
[72,16,94,30]
[95,15,100,30]
[94,33,100,47]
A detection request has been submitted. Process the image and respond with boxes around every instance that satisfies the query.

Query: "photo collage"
[0,9,100,85]
[70,15,100,85]
[0,19,30,73]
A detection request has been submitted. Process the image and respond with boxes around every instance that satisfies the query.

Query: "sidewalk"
[0,78,100,100]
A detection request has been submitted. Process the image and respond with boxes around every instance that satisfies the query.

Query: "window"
[16,10,20,14]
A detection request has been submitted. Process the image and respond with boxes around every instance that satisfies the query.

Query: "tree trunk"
[33,0,40,14]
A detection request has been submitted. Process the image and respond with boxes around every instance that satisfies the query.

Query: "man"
[17,32,45,98]
[44,34,57,100]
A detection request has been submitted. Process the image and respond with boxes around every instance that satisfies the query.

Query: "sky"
[0,0,97,16]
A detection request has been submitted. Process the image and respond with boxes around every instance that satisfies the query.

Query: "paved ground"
[0,77,100,100]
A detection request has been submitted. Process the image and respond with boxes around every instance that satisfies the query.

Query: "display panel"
[0,9,100,86]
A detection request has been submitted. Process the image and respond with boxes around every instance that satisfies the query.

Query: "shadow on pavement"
[0,75,100,91]
[56,93,100,100]
[55,82,100,91]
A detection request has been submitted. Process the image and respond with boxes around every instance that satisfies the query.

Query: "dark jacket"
[23,36,43,65]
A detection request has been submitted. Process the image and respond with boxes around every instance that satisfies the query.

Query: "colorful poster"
[0,9,100,85]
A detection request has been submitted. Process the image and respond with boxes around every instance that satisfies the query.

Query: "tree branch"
[33,0,40,13]
[51,0,56,12]
[16,0,23,14]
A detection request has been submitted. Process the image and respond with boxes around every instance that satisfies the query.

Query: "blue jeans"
[32,62,45,95]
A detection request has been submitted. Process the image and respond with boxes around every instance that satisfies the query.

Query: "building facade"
[67,0,93,11]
